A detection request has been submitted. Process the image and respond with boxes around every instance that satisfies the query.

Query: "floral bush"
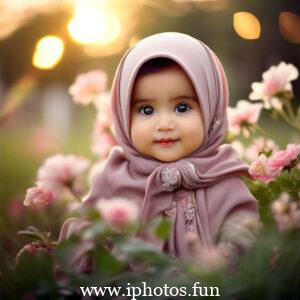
[1,62,300,300]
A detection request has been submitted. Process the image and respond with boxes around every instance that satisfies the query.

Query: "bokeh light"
[32,35,64,70]
[128,35,141,48]
[279,12,300,44]
[0,0,72,40]
[233,12,261,40]
[68,0,121,45]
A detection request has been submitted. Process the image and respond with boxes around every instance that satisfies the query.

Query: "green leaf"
[154,217,171,240]
[53,238,79,272]
[17,231,43,240]
[93,247,123,276]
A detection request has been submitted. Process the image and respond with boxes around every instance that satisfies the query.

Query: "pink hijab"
[78,32,258,257]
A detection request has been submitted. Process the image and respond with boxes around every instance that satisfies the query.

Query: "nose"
[156,113,174,131]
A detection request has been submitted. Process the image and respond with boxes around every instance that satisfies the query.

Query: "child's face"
[130,64,204,162]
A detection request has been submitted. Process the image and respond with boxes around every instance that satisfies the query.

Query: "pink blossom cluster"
[249,143,300,183]
[24,182,54,207]
[249,62,298,109]
[271,192,300,232]
[95,197,139,228]
[245,137,279,162]
[24,154,90,207]
[91,92,117,160]
[227,100,263,137]
[69,69,117,160]
[231,137,279,163]
[69,70,107,105]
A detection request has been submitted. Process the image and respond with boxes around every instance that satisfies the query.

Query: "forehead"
[131,64,197,99]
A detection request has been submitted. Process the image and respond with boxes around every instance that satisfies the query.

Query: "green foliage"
[154,216,171,240]
[276,169,300,198]
[0,251,59,300]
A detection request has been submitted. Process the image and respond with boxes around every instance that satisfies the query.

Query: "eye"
[175,103,191,113]
[138,105,154,115]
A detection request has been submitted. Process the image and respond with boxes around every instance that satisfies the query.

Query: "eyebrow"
[174,95,197,101]
[132,98,153,103]
[132,95,197,103]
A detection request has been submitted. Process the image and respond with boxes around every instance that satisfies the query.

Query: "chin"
[155,155,180,163]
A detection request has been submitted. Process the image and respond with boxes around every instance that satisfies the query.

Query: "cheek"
[180,115,204,144]
[130,118,153,150]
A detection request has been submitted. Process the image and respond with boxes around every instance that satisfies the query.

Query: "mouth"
[155,138,179,147]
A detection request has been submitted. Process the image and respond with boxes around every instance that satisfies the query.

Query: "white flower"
[249,62,299,109]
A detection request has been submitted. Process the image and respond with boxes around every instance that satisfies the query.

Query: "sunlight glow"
[233,12,261,40]
[68,0,121,45]
[32,36,64,70]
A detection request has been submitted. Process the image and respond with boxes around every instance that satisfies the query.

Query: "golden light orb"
[233,12,261,40]
[32,36,64,70]
[68,0,120,45]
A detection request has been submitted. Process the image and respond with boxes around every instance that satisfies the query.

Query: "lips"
[155,138,179,146]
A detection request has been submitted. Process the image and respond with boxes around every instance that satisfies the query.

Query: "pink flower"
[268,143,300,174]
[249,62,299,109]
[197,246,227,271]
[94,91,112,125]
[23,182,54,207]
[271,192,290,215]
[245,137,278,162]
[69,70,107,105]
[249,154,277,183]
[91,130,117,160]
[91,111,117,160]
[271,193,300,232]
[286,143,300,160]
[186,232,226,272]
[15,241,56,265]
[96,198,139,228]
[250,144,300,182]
[37,154,90,198]
[269,151,291,173]
[227,100,263,136]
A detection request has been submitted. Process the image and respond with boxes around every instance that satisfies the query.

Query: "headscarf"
[62,32,258,258]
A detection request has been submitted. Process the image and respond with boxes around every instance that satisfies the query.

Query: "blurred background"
[1,0,300,263]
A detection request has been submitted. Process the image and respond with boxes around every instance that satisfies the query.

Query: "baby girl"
[59,32,259,269]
